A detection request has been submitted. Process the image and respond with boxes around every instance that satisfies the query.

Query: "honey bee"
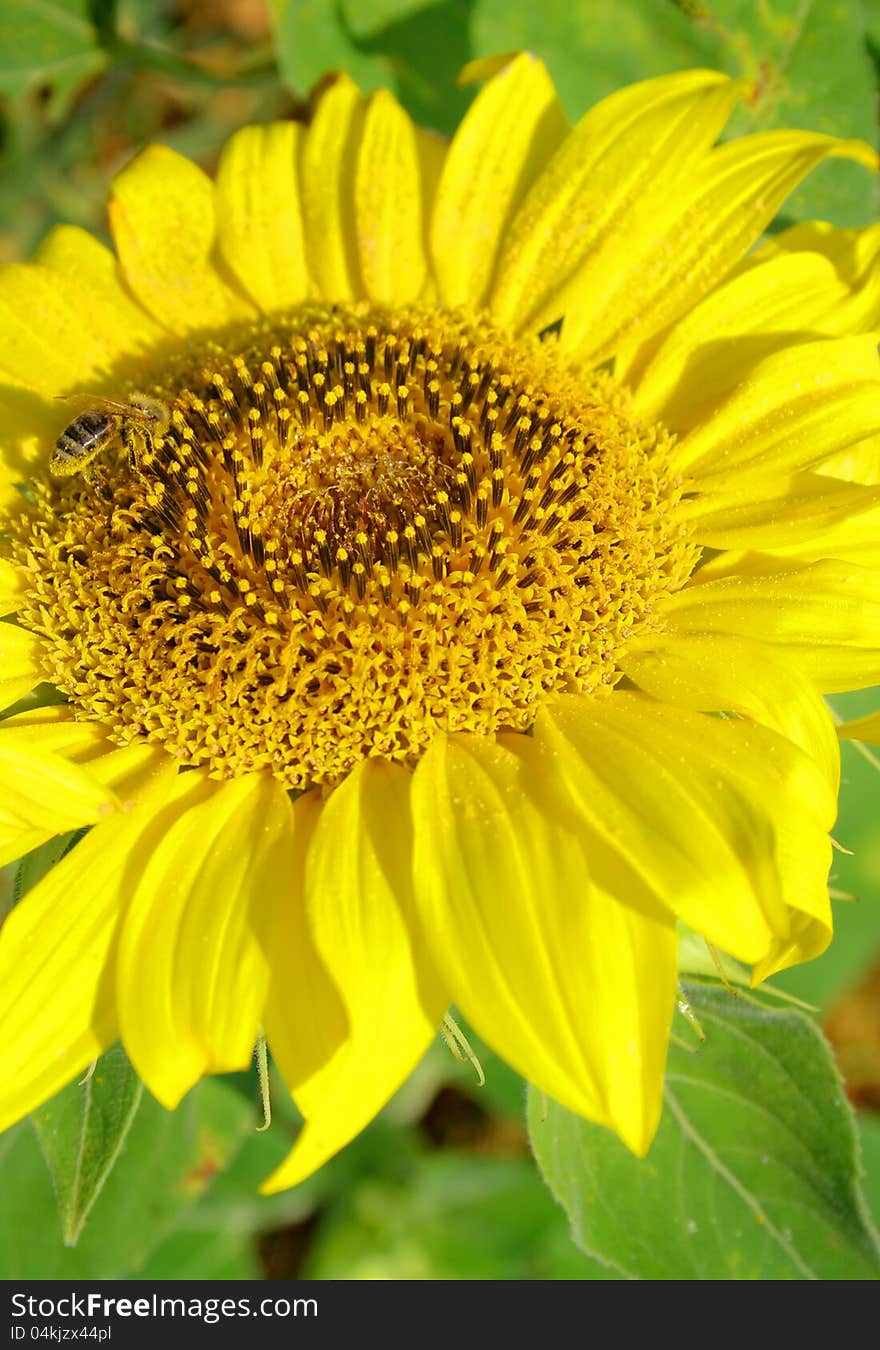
[51,393,170,477]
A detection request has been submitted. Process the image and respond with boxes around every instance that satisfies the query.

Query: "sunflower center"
[10,306,696,789]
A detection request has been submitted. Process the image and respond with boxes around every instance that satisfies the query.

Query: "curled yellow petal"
[535,693,832,972]
[620,632,839,793]
[117,773,290,1107]
[410,733,677,1156]
[263,760,446,1191]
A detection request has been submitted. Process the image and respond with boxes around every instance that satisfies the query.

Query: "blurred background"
[1,0,879,1279]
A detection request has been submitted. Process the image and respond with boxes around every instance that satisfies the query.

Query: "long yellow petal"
[553,130,877,361]
[489,69,742,337]
[263,759,447,1192]
[431,53,567,309]
[109,145,255,333]
[630,252,850,427]
[535,694,833,971]
[214,122,311,314]
[299,75,365,301]
[355,90,427,305]
[255,791,349,1124]
[682,472,880,554]
[117,773,292,1107]
[0,739,118,868]
[0,622,44,711]
[659,558,880,691]
[0,759,186,1133]
[620,632,839,793]
[410,733,677,1156]
[669,335,880,486]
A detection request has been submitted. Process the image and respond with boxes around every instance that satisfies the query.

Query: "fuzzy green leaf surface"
[0,1079,252,1277]
[31,1044,144,1246]
[0,0,106,111]
[528,981,880,1280]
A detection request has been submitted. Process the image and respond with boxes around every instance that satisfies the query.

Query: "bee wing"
[55,393,140,417]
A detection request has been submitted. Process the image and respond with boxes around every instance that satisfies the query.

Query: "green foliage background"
[1,0,879,1280]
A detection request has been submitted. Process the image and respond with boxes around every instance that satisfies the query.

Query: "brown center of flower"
[10,305,696,789]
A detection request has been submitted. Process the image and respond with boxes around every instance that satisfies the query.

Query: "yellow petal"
[1,702,107,751]
[0,738,119,868]
[535,694,832,971]
[0,557,26,617]
[109,144,254,333]
[753,219,880,335]
[683,472,880,556]
[620,632,839,793]
[0,387,58,486]
[431,52,567,309]
[355,90,427,304]
[554,130,877,361]
[0,263,124,395]
[34,224,163,353]
[410,733,677,1156]
[0,759,184,1133]
[630,252,850,428]
[255,791,348,1124]
[819,434,880,485]
[299,74,366,301]
[0,622,44,711]
[837,711,880,744]
[659,558,880,691]
[669,335,880,486]
[117,773,292,1107]
[0,706,171,801]
[489,69,742,339]
[263,760,446,1191]
[214,122,311,314]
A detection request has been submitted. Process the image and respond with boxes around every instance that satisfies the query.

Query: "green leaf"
[0,1078,253,1277]
[471,0,718,115]
[30,1044,143,1246]
[470,0,878,226]
[528,980,880,1279]
[706,0,880,227]
[270,0,473,133]
[0,0,107,114]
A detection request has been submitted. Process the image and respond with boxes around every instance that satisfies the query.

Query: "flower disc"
[10,306,695,787]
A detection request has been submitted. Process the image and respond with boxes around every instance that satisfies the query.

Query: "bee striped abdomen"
[51,414,113,474]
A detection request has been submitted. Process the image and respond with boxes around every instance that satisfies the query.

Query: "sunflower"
[1,55,879,1193]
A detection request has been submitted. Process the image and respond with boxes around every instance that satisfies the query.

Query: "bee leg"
[126,427,152,474]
